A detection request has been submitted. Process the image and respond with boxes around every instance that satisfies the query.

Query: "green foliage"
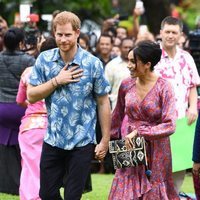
[33,0,112,23]
[0,0,20,26]
[185,9,198,30]
[176,0,200,30]
[1,0,199,31]
[0,0,112,26]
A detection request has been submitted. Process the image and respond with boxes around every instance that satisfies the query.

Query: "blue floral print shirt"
[29,46,110,150]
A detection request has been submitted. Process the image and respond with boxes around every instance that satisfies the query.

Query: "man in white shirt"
[105,37,134,110]
[155,16,200,195]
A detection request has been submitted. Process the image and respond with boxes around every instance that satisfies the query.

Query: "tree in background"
[0,0,199,37]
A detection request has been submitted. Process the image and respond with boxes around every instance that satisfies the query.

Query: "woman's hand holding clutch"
[125,130,137,150]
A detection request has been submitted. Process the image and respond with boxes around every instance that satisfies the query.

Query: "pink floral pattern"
[109,77,179,200]
[16,67,47,134]
[155,47,200,119]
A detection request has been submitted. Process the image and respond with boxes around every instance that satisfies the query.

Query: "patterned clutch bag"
[109,136,148,169]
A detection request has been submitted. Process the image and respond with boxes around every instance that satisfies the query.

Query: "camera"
[189,29,200,49]
[114,19,120,26]
[24,28,40,46]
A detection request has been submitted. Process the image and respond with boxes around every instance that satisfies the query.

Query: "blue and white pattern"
[29,46,110,150]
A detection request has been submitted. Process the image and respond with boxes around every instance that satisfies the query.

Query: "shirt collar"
[160,44,181,59]
[51,45,84,66]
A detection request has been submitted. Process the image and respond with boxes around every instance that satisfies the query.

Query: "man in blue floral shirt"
[27,11,111,200]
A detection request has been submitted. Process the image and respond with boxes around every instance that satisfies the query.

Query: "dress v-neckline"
[134,77,160,104]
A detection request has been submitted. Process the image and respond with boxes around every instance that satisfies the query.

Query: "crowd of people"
[0,2,200,200]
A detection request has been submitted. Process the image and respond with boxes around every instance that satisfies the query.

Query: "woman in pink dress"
[16,36,57,200]
[109,40,179,200]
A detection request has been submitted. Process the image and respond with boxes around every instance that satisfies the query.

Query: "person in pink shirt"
[154,16,200,196]
[16,36,57,200]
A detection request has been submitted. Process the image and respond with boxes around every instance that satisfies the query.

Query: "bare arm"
[17,101,29,108]
[101,15,119,34]
[132,8,141,39]
[193,162,200,176]
[27,65,83,103]
[187,86,198,125]
[95,94,111,160]
[27,79,57,103]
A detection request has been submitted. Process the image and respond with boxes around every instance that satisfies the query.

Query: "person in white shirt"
[105,37,135,111]
[155,16,200,195]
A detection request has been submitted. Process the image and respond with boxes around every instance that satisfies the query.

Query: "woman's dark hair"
[40,36,57,52]
[77,32,90,49]
[133,40,162,71]
[3,27,25,51]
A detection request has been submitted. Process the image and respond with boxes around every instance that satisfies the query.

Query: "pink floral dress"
[109,77,179,200]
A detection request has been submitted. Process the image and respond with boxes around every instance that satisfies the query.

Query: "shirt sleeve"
[187,53,200,87]
[93,58,110,96]
[28,53,47,86]
[105,63,114,89]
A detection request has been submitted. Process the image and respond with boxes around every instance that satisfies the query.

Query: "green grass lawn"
[0,173,195,200]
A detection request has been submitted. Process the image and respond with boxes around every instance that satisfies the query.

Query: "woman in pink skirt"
[16,37,56,200]
[17,66,47,200]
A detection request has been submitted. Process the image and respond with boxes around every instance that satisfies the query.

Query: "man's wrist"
[101,136,110,144]
[51,78,57,88]
[54,77,60,86]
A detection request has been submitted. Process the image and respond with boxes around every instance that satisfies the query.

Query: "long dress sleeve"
[110,81,127,139]
[138,80,177,140]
